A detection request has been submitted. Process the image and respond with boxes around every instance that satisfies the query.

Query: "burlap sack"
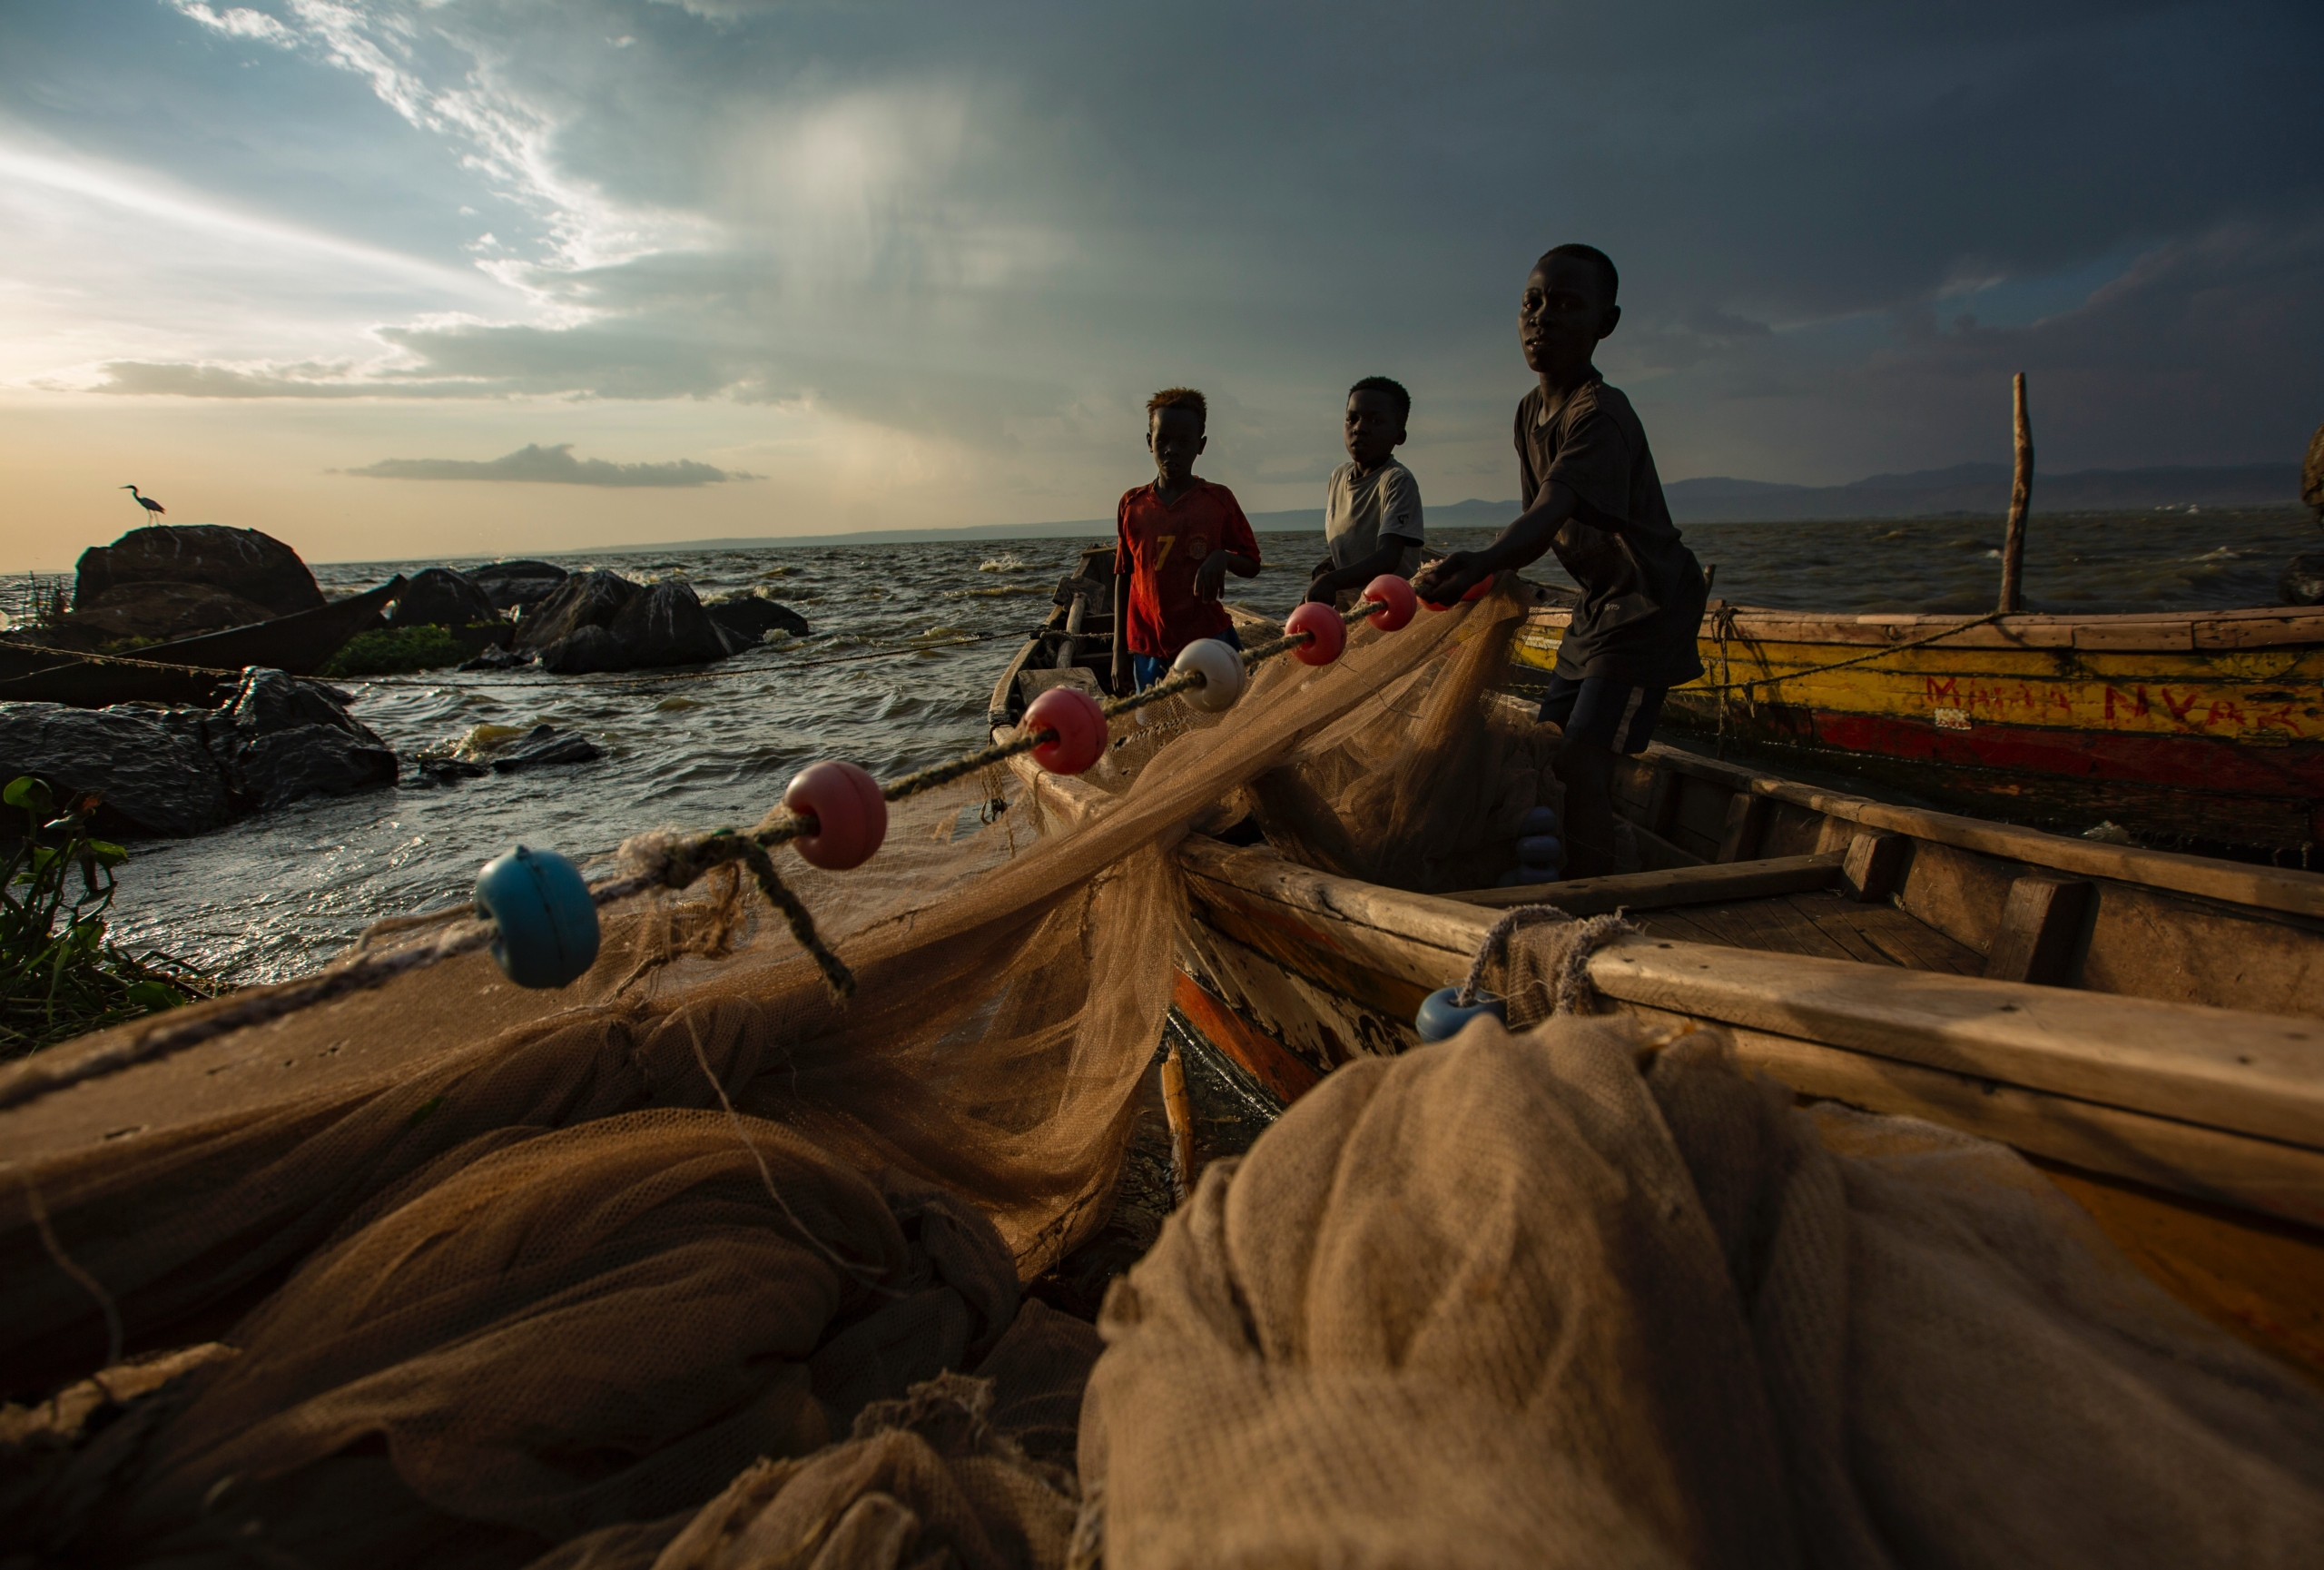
[1081,1016,2324,1569]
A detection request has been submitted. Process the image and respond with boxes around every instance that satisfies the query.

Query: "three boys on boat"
[1108,242,1709,883]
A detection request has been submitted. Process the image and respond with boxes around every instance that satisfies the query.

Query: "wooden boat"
[0,577,406,707]
[1510,601,2324,859]
[994,601,2324,1380]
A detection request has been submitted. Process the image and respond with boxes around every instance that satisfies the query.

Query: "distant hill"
[1662,462,2300,523]
[561,465,2300,556]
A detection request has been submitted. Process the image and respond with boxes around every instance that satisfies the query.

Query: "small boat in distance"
[0,576,407,706]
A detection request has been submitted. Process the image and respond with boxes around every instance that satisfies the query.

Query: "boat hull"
[1514,604,2324,855]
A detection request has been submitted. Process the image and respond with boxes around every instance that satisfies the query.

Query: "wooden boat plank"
[1678,1012,2324,1232]
[1444,852,1844,913]
[2031,1162,2324,1382]
[1177,837,1491,962]
[1820,898,1986,975]
[1655,894,1868,967]
[1589,937,2324,1150]
[1177,919,1420,1071]
[2075,882,2324,1019]
[1636,743,2324,921]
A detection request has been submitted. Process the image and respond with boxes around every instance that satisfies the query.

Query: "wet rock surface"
[389,568,499,631]
[414,724,599,784]
[0,669,396,837]
[70,582,279,645]
[527,578,735,673]
[705,593,812,650]
[516,570,638,653]
[468,559,568,614]
[74,525,324,618]
[608,581,730,667]
[457,643,532,672]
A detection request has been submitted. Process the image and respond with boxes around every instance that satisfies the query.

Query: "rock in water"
[488,725,601,771]
[212,669,398,811]
[610,581,731,667]
[389,568,498,630]
[2280,554,2324,607]
[74,524,324,617]
[536,625,628,675]
[0,703,234,836]
[516,569,638,652]
[468,559,568,614]
[705,594,811,652]
[458,643,531,672]
[73,582,278,644]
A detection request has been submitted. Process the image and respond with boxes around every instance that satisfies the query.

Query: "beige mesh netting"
[0,587,1530,1566]
[1079,1014,2324,1570]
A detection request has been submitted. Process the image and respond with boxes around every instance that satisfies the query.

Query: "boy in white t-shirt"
[1304,376,1424,605]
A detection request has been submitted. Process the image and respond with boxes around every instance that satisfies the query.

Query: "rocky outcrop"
[515,570,638,652]
[0,669,395,837]
[73,582,278,644]
[535,625,628,676]
[524,576,734,673]
[0,705,231,836]
[74,525,324,618]
[468,560,568,614]
[607,581,730,667]
[212,669,399,810]
[705,593,812,651]
[389,568,498,631]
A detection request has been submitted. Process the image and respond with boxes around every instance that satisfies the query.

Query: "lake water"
[97,508,2315,984]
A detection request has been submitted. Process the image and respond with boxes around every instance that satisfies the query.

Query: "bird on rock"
[121,485,166,519]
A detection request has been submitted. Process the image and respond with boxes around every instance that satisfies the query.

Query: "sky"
[0,1,2317,569]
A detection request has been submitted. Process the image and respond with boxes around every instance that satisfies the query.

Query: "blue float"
[1518,805,1559,837]
[475,845,601,989]
[1414,985,1506,1042]
[1517,833,1562,864]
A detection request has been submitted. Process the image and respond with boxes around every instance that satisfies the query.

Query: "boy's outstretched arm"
[1413,482,1580,603]
[1194,548,1260,602]
[1304,539,1414,604]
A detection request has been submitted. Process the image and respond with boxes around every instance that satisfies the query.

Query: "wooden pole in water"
[1998,371,2034,614]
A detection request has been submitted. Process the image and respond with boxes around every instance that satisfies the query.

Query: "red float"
[1463,576,1492,601]
[1362,574,1418,631]
[1023,685,1108,775]
[1285,601,1345,665]
[784,760,889,870]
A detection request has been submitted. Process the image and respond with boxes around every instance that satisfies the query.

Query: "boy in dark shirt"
[1417,244,1708,880]
[1111,387,1263,692]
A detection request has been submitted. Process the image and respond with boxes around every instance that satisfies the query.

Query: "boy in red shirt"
[1110,387,1263,692]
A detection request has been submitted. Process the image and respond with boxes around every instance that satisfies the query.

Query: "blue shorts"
[1539,673,1667,755]
[1133,625,1241,690]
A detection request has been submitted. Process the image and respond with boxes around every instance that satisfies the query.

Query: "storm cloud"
[4,0,2319,555]
[345,444,753,486]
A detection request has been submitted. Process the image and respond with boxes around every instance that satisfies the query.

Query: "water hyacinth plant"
[2,777,216,1060]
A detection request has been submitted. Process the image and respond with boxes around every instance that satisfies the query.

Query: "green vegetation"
[319,623,475,677]
[2,778,216,1061]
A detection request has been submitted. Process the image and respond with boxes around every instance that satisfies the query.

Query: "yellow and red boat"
[1510,602,2324,858]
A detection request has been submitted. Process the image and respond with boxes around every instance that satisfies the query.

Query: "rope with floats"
[0,576,1448,1112]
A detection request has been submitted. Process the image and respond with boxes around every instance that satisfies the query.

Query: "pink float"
[1285,601,1345,665]
[1023,686,1108,775]
[784,759,889,870]
[1362,574,1418,631]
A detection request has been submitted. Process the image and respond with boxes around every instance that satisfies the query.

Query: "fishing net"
[0,586,1529,1567]
[1080,1013,2324,1570]
[5,577,2319,1568]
